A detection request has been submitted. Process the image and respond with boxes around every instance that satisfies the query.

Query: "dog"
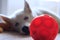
[0,1,34,35]
[0,0,60,35]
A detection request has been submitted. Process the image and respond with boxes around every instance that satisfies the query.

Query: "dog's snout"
[22,26,29,35]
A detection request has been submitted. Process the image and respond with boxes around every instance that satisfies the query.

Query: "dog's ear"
[0,16,12,28]
[0,16,11,24]
[0,16,15,31]
[24,0,31,13]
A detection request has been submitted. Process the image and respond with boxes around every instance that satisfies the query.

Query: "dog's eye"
[15,22,19,26]
[24,16,29,20]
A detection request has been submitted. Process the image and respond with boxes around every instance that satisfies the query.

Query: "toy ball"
[29,14,58,40]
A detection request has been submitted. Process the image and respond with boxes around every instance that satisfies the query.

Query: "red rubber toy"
[30,14,58,40]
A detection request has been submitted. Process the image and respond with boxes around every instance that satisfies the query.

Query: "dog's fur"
[0,1,60,34]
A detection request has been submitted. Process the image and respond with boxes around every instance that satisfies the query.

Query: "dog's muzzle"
[22,26,29,35]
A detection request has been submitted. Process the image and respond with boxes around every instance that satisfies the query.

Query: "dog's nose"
[22,26,29,35]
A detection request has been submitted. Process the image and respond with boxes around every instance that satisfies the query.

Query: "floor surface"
[0,32,60,40]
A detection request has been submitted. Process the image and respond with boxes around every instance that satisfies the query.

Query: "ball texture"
[30,14,58,40]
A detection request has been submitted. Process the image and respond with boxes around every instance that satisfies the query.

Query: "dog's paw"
[0,27,3,33]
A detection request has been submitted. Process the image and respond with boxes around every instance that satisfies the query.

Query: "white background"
[0,0,58,16]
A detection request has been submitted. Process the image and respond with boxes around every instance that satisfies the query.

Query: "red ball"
[29,14,58,40]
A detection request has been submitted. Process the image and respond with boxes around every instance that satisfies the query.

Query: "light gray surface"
[0,32,60,40]
[0,32,33,40]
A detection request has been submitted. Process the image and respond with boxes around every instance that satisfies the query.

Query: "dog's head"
[11,1,34,35]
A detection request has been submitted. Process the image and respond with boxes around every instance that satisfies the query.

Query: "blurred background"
[0,0,59,16]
